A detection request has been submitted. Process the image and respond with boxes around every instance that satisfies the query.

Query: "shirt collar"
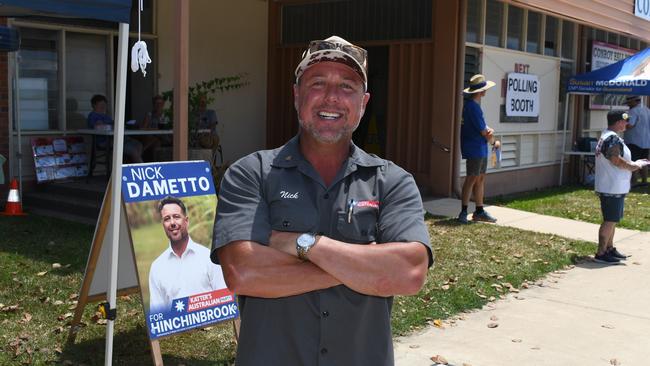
[271,134,384,169]
[166,237,199,259]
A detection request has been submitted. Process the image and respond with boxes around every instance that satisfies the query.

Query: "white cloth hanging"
[131,40,151,76]
[130,0,151,76]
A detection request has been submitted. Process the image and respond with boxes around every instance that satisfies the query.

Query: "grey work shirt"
[212,135,432,366]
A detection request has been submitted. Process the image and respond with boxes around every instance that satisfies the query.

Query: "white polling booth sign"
[506,72,540,117]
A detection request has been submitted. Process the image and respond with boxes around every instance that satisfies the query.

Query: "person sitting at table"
[87,94,143,163]
[142,95,171,155]
[142,94,172,130]
[193,93,220,150]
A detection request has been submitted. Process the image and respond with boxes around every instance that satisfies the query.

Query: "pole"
[558,93,571,185]
[105,22,129,366]
[14,51,22,196]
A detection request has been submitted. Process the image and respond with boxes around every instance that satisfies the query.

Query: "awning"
[568,48,650,96]
[0,0,132,23]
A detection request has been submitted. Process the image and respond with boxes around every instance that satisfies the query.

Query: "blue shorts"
[599,194,625,222]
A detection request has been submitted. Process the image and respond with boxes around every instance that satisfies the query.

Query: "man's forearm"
[217,241,341,298]
[306,237,429,297]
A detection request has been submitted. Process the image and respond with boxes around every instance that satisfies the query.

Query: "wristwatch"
[296,232,317,261]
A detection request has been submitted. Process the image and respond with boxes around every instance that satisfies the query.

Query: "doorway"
[353,46,389,157]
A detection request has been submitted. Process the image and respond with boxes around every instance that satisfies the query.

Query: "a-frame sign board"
[67,180,241,365]
[67,182,165,365]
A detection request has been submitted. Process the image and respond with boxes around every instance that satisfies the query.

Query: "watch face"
[297,233,316,248]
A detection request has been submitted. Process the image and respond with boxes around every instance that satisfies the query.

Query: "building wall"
[156,0,268,164]
[267,0,463,197]
[509,0,650,42]
[480,164,561,196]
[462,0,650,197]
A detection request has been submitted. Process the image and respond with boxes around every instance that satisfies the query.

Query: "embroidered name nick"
[280,191,299,199]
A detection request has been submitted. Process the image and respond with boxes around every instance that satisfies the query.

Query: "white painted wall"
[157,0,268,164]
[481,47,560,133]
[461,48,565,176]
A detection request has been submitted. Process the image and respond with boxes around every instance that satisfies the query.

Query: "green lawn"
[489,184,650,231]
[1,213,595,364]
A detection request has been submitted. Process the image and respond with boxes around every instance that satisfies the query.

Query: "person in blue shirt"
[458,74,497,224]
[87,94,143,163]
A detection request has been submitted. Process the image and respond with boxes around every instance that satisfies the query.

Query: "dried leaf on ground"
[433,319,443,328]
[512,339,522,343]
[57,312,73,321]
[36,271,48,276]
[20,313,32,324]
[430,354,448,364]
[1,304,20,312]
[409,344,420,349]
[610,358,621,365]
[601,324,615,329]
[487,322,498,328]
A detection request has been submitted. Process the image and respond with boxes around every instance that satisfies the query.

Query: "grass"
[1,213,596,364]
[489,184,650,231]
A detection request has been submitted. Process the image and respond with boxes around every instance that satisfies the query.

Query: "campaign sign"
[122,161,238,340]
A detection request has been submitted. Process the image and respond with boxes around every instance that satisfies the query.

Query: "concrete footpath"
[394,198,650,366]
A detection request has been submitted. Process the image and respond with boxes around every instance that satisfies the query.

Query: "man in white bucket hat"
[458,74,498,224]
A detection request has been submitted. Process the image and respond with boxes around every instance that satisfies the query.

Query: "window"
[16,26,155,132]
[66,33,109,130]
[464,47,481,85]
[526,11,541,53]
[544,16,558,56]
[607,32,618,45]
[506,6,523,50]
[485,0,503,47]
[561,21,575,60]
[558,61,574,129]
[466,0,482,44]
[619,36,629,48]
[17,28,59,130]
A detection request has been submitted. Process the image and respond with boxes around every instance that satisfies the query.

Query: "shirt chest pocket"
[269,200,318,233]
[336,209,378,243]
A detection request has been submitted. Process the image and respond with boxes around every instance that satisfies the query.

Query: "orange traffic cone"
[1,178,27,216]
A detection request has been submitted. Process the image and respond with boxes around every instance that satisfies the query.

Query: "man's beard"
[298,118,361,144]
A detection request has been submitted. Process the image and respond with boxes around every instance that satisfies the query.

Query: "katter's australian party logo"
[148,288,238,339]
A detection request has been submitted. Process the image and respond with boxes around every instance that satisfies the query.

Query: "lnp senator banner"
[122,161,238,340]
[506,72,540,117]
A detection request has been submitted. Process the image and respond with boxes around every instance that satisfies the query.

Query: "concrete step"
[23,191,101,216]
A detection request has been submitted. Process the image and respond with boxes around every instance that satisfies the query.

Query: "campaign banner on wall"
[589,41,635,110]
[121,160,238,340]
[505,73,540,117]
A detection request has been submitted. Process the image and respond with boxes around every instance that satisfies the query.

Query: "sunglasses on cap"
[303,40,368,70]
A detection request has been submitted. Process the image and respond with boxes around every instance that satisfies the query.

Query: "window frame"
[9,18,158,134]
